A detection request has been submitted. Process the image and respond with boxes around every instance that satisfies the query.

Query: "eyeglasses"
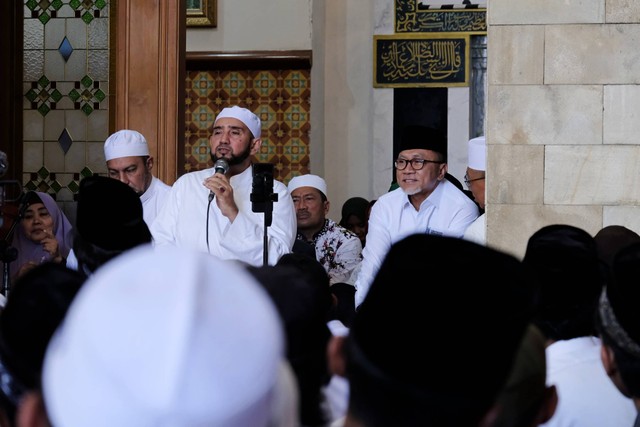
[464,173,485,188]
[394,158,443,171]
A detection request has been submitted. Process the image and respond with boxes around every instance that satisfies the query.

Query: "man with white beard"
[354,125,478,307]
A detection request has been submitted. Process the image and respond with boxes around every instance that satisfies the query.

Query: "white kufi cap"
[104,130,150,161]
[215,106,262,139]
[287,174,328,197]
[468,136,486,171]
[43,245,285,427]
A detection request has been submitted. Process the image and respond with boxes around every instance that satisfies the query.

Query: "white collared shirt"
[354,180,478,306]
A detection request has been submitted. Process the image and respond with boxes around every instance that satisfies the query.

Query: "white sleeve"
[354,202,391,307]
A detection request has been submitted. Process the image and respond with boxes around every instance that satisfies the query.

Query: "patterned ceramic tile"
[185,69,311,183]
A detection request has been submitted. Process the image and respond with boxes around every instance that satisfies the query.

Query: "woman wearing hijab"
[7,191,73,281]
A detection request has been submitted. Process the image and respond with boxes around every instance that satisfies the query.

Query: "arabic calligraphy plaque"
[374,34,469,87]
[395,0,486,33]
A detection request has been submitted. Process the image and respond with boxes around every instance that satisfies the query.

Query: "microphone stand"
[1,191,26,297]
[250,164,277,266]
[2,221,20,297]
[261,180,275,267]
[258,173,277,267]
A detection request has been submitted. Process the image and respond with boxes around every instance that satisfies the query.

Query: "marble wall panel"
[545,24,640,84]
[488,144,543,205]
[487,26,544,85]
[544,145,640,204]
[487,204,602,259]
[604,85,640,144]
[487,84,602,146]
[603,206,640,234]
[606,0,640,23]
[489,0,604,25]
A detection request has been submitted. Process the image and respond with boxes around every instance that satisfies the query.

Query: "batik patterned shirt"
[296,219,362,285]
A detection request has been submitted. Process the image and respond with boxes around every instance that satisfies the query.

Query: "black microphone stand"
[261,199,273,267]
[250,164,277,266]
[1,191,27,298]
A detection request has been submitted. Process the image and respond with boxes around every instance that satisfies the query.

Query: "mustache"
[210,145,251,166]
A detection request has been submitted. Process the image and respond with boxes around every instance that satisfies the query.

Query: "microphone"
[0,151,8,178]
[208,158,229,202]
[214,158,229,175]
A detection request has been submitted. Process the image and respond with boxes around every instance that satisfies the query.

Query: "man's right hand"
[203,174,239,222]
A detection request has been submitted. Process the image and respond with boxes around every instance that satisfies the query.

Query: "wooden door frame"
[0,0,23,184]
[113,0,185,185]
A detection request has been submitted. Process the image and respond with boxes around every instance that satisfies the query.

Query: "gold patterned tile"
[185,68,311,183]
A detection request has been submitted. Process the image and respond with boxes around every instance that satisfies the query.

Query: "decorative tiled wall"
[185,69,311,183]
[23,0,110,222]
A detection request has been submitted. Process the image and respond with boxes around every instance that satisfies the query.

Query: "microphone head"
[214,158,229,174]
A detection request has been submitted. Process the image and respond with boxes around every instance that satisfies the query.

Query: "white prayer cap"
[468,136,486,171]
[214,106,262,139]
[103,129,150,161]
[287,174,328,197]
[42,245,285,427]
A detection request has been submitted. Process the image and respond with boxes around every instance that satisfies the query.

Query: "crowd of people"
[0,105,638,426]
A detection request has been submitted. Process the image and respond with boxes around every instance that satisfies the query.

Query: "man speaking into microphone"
[150,106,296,266]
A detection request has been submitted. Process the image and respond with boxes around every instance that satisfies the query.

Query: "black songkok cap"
[606,241,640,346]
[399,125,447,160]
[76,175,151,251]
[522,224,603,325]
[350,234,536,415]
[594,225,640,271]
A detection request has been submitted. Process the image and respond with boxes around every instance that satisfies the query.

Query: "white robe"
[541,337,636,427]
[150,165,296,267]
[141,176,171,227]
[463,212,485,246]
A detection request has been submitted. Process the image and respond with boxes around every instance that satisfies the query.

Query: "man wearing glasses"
[354,125,479,307]
[463,136,487,245]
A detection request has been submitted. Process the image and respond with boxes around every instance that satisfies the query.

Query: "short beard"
[401,187,420,196]
[210,142,252,166]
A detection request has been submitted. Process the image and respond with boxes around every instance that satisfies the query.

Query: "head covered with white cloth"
[42,245,294,427]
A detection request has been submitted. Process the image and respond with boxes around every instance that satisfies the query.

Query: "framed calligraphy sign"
[373,34,469,88]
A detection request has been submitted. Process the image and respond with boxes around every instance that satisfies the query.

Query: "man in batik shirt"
[288,174,362,286]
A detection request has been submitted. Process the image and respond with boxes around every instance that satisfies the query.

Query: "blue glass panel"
[58,37,74,62]
[58,128,73,154]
